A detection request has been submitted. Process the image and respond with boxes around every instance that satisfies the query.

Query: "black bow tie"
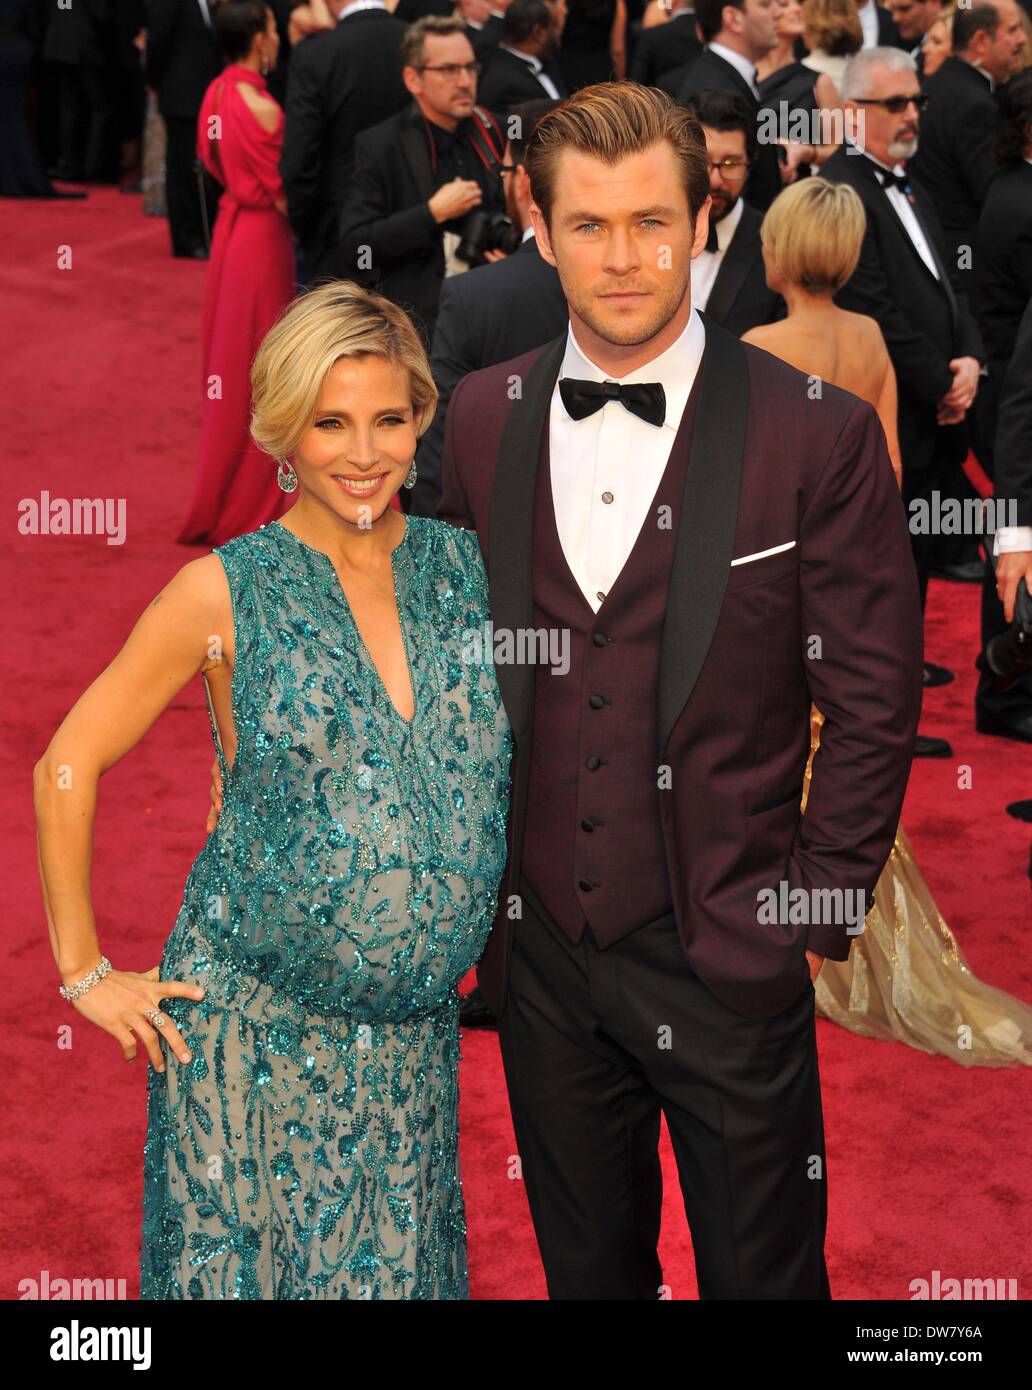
[558,376,666,428]
[705,221,719,253]
[876,166,911,195]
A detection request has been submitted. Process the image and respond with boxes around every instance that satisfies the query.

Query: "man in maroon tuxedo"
[439,81,923,1299]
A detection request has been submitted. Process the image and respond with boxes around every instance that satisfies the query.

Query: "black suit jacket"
[280,7,409,283]
[671,49,781,211]
[910,57,999,264]
[476,46,567,117]
[823,144,984,476]
[144,0,220,119]
[338,101,508,350]
[701,201,784,337]
[409,234,568,517]
[628,14,701,86]
[975,162,1032,371]
[42,0,111,65]
[994,293,1032,528]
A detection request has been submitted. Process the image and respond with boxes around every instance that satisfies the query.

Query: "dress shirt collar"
[964,57,995,91]
[713,196,743,252]
[500,44,543,74]
[707,41,759,95]
[521,224,536,242]
[558,306,706,433]
[337,0,386,19]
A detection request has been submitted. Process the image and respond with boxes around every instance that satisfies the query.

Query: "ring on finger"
[145,1009,166,1027]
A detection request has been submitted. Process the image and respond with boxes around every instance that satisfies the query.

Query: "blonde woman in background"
[921,6,954,78]
[744,179,1032,1068]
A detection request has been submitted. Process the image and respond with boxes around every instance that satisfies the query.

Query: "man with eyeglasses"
[824,46,985,759]
[338,16,509,350]
[684,89,783,336]
[281,0,410,285]
[887,0,945,69]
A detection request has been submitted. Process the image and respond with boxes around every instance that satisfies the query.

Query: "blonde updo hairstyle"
[760,178,866,296]
[249,280,438,462]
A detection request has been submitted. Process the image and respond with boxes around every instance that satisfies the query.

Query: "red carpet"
[3,188,1029,1300]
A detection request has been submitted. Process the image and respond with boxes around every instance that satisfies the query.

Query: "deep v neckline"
[272,519,417,727]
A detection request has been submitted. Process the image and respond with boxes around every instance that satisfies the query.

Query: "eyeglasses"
[419,62,481,80]
[707,157,749,181]
[853,93,929,114]
[497,163,519,177]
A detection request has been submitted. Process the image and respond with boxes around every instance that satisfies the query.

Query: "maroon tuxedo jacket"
[439,313,923,1020]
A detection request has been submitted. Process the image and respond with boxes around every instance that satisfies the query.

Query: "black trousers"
[163,114,219,257]
[497,877,832,1300]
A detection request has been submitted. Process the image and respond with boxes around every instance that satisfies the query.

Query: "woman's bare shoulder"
[235,81,281,133]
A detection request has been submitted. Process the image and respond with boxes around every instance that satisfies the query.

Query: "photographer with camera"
[338,16,510,350]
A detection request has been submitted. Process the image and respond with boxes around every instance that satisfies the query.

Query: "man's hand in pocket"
[805,949,825,984]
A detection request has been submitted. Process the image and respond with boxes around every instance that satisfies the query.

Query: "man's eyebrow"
[560,205,681,226]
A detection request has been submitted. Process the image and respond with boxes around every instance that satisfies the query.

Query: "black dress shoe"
[975,711,1032,744]
[914,733,953,757]
[930,560,985,583]
[923,662,955,688]
[1006,799,1032,823]
[458,985,497,1030]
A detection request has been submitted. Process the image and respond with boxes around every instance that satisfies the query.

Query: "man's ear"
[690,196,712,259]
[402,65,420,98]
[529,201,557,266]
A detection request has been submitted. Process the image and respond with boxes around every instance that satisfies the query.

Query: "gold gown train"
[805,712,1032,1067]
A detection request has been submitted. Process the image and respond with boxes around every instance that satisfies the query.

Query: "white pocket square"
[730,540,796,567]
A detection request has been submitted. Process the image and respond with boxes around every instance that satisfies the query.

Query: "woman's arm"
[33,555,233,1070]
[610,0,628,79]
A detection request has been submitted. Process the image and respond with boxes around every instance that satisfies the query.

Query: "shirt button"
[593,632,609,647]
[589,694,604,709]
[601,491,614,504]
[596,591,606,602]
[585,755,602,770]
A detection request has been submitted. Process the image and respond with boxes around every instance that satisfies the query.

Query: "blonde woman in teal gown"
[745,179,1032,1070]
[34,282,513,1298]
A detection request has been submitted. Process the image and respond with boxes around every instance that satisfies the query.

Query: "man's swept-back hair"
[840,44,918,101]
[523,81,710,230]
[399,15,469,70]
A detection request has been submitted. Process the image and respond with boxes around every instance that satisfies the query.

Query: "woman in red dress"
[177,2,298,546]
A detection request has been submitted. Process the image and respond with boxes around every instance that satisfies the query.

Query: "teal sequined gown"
[140,517,512,1299]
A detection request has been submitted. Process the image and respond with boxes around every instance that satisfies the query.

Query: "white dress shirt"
[690,197,743,311]
[497,44,563,100]
[707,41,759,98]
[550,308,707,612]
[521,224,536,243]
[857,0,880,49]
[337,0,386,18]
[865,151,940,280]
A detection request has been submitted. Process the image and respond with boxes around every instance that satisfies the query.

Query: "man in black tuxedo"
[280,0,409,285]
[409,98,566,520]
[630,2,701,86]
[338,17,508,348]
[477,0,567,118]
[683,89,782,335]
[910,1,1027,289]
[144,0,221,257]
[824,45,984,758]
[665,0,783,210]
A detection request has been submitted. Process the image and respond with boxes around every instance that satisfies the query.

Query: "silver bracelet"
[59,955,112,1002]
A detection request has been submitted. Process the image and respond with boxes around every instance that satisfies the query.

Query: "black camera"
[976,578,1032,689]
[455,207,520,266]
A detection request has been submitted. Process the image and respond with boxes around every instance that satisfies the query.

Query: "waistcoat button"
[592,632,608,647]
[585,755,602,770]
[589,694,604,709]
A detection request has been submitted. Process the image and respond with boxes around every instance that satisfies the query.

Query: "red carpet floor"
[2,187,1030,1301]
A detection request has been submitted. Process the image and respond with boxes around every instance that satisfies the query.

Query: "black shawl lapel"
[399,111,435,205]
[487,330,568,746]
[703,205,759,326]
[657,315,748,755]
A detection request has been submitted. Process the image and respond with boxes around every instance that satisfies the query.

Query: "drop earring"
[403,461,417,490]
[277,458,298,492]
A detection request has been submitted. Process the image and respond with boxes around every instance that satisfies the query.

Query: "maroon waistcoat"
[520,373,702,948]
